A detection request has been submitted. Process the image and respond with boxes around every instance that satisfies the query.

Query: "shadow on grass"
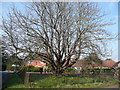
[3,73,24,89]
[29,73,52,82]
[29,73,87,83]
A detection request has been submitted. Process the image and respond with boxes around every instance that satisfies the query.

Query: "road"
[0,71,13,88]
[93,85,119,90]
[103,85,119,88]
[2,72,13,84]
[0,71,13,89]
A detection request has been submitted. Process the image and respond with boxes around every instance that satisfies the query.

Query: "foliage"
[32,67,43,72]
[23,66,43,72]
[46,65,52,72]
[9,66,43,72]
[64,68,75,74]
[6,59,13,71]
[81,68,114,75]
[24,65,35,72]
[84,53,102,65]
[5,54,23,71]
[10,66,21,71]
[1,41,9,71]
[66,68,75,72]
[46,67,52,72]
[2,64,7,71]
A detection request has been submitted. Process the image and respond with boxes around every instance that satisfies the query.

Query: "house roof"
[73,60,101,67]
[102,59,116,67]
[112,61,120,68]
[72,59,116,68]
[72,60,89,67]
[26,60,46,66]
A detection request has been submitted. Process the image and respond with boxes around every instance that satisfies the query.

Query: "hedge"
[81,68,114,75]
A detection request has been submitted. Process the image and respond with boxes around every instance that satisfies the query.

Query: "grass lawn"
[3,73,118,88]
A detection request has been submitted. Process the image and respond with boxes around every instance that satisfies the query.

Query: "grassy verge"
[4,73,118,88]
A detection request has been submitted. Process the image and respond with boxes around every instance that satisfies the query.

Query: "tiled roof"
[26,60,46,67]
[72,60,89,67]
[112,61,120,67]
[102,59,116,67]
[72,59,116,67]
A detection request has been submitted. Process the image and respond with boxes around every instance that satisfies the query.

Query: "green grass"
[4,73,118,88]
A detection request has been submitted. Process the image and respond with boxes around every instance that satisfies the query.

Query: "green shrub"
[66,68,75,72]
[103,68,113,72]
[24,65,34,72]
[10,66,21,71]
[81,68,90,75]
[46,66,52,72]
[23,66,43,72]
[64,68,75,74]
[32,67,43,72]
[81,68,113,75]
[46,68,51,72]
[2,64,7,71]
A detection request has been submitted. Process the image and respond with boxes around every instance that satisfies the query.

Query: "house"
[72,59,116,70]
[25,60,46,67]
[112,61,120,69]
[112,61,120,77]
[72,60,101,70]
[102,59,117,68]
[72,60,88,70]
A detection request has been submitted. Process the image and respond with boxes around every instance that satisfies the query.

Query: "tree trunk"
[52,68,64,76]
[24,73,30,86]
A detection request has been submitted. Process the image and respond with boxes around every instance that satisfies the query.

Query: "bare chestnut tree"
[2,2,112,75]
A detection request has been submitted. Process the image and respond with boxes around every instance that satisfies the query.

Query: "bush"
[21,66,43,72]
[46,68,51,72]
[66,68,75,72]
[10,66,21,71]
[32,67,43,72]
[82,68,90,75]
[24,65,34,72]
[46,66,52,72]
[64,68,75,74]
[81,68,113,76]
[103,68,113,72]
[2,64,7,71]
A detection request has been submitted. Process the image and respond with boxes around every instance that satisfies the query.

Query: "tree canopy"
[84,53,102,65]
[2,2,112,75]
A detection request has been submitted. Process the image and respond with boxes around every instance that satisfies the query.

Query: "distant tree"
[0,39,23,71]
[6,53,22,71]
[84,53,102,65]
[0,39,9,71]
[2,2,113,75]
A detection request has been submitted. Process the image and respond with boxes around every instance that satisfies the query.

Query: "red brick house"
[112,61,120,68]
[25,60,46,67]
[72,60,101,70]
[72,59,117,70]
[102,59,116,68]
